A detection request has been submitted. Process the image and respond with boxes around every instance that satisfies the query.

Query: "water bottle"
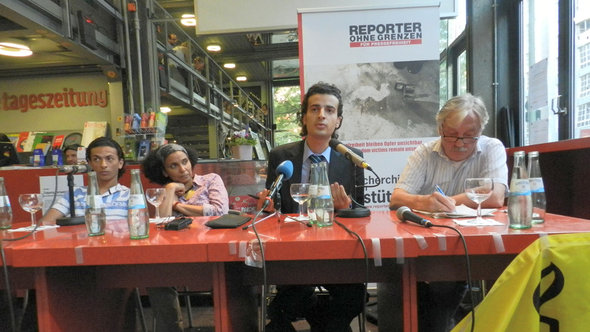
[84,171,106,236]
[0,177,13,229]
[128,169,149,239]
[507,151,532,229]
[314,161,334,227]
[527,151,546,224]
[307,162,318,225]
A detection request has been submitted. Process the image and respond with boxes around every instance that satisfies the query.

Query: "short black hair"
[299,82,343,138]
[86,137,126,178]
[63,143,82,153]
[142,144,199,185]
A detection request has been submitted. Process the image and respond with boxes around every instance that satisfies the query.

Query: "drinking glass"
[145,188,166,221]
[464,178,493,223]
[19,193,44,228]
[290,183,311,221]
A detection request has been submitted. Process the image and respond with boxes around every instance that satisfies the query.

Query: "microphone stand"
[243,186,284,229]
[336,167,371,218]
[243,184,311,229]
[56,172,86,226]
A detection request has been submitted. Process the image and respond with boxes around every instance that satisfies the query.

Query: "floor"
[136,293,379,332]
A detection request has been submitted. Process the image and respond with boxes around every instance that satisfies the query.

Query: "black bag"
[205,214,251,229]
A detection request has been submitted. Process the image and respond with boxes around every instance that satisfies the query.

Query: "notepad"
[414,204,497,219]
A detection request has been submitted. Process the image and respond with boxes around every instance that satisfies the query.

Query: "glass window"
[522,0,560,145]
[272,86,301,145]
[574,5,590,138]
[457,50,467,95]
[439,0,466,106]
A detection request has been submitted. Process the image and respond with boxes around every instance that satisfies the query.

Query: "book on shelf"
[81,121,108,147]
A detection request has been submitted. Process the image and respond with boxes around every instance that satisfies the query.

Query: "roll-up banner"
[299,3,440,210]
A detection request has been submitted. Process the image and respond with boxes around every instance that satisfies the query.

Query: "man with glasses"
[389,93,507,213]
[387,93,508,332]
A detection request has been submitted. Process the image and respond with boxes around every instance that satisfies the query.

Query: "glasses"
[442,135,479,144]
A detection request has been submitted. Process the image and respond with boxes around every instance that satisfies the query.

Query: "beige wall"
[0,74,124,141]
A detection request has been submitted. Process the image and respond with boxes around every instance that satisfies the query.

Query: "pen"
[435,185,446,196]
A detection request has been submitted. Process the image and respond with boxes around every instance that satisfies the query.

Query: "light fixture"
[180,14,196,27]
[223,63,236,69]
[236,76,247,82]
[160,106,171,113]
[206,44,221,52]
[0,39,32,57]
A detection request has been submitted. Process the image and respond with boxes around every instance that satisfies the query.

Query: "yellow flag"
[452,232,590,332]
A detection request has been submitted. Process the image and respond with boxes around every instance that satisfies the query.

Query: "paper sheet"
[414,204,497,219]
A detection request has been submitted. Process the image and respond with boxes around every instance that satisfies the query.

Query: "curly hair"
[142,144,199,185]
[299,82,344,139]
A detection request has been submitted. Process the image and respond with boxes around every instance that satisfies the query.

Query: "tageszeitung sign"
[1,88,108,113]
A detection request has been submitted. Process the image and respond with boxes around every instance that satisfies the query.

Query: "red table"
[2,210,590,332]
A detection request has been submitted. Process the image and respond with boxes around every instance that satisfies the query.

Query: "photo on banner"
[299,4,440,210]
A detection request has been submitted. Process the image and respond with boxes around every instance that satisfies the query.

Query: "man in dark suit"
[259,82,365,332]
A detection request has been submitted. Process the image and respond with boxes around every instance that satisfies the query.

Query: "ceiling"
[0,0,299,84]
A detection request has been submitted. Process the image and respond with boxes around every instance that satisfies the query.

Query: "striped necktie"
[309,154,324,164]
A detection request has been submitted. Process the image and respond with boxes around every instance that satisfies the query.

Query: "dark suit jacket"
[265,139,365,213]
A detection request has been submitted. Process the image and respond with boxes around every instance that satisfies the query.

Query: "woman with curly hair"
[142,143,229,332]
[142,143,229,217]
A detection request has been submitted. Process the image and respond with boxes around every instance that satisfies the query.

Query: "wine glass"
[19,193,44,228]
[145,188,166,221]
[464,178,493,223]
[290,183,311,221]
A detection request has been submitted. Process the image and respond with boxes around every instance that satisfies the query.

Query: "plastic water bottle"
[527,151,546,224]
[314,161,334,227]
[84,171,106,236]
[0,177,12,229]
[128,169,149,239]
[508,151,532,229]
[307,162,318,225]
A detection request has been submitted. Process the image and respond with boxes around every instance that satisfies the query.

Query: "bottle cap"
[528,151,539,157]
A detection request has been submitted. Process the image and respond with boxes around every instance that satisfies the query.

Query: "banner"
[299,4,440,210]
[453,233,590,332]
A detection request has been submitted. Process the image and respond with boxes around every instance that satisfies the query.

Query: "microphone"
[396,206,433,228]
[267,160,294,200]
[329,139,372,171]
[59,164,90,174]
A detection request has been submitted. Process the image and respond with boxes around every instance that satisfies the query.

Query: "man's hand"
[429,192,456,212]
[256,189,274,212]
[331,182,352,210]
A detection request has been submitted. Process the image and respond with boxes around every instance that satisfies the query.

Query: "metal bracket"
[551,95,567,115]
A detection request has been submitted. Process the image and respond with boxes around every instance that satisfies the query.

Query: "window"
[581,43,590,69]
[581,73,590,98]
[439,0,466,105]
[577,102,590,130]
[575,4,590,138]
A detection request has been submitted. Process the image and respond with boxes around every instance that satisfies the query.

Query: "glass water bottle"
[314,161,334,227]
[128,169,149,239]
[527,151,546,224]
[0,177,12,229]
[507,151,532,229]
[85,171,106,236]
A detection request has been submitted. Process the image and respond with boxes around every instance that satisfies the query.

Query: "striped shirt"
[395,135,508,196]
[52,183,130,220]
